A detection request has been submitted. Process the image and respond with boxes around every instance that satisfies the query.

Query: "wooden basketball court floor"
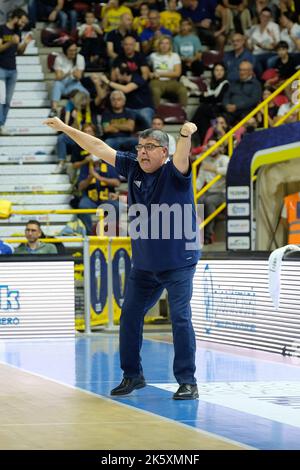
[0,333,300,450]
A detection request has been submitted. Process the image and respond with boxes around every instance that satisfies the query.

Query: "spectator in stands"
[278,0,295,18]
[28,0,68,30]
[49,40,89,117]
[54,90,94,173]
[149,35,188,109]
[223,33,255,82]
[15,220,58,254]
[81,72,110,115]
[160,0,182,35]
[222,0,252,35]
[279,12,300,56]
[99,67,154,128]
[246,7,280,78]
[0,8,32,135]
[179,0,228,51]
[249,0,279,24]
[70,122,100,203]
[86,73,110,123]
[78,157,121,234]
[71,122,98,171]
[273,83,298,124]
[222,60,261,124]
[110,35,150,82]
[151,115,176,155]
[0,240,14,255]
[147,0,166,12]
[256,86,279,127]
[133,3,150,35]
[197,139,229,245]
[192,113,244,155]
[173,18,204,76]
[106,12,139,62]
[264,40,297,86]
[192,62,229,143]
[101,0,132,33]
[123,0,144,17]
[140,9,172,55]
[102,90,138,151]
[78,10,107,71]
[62,0,78,33]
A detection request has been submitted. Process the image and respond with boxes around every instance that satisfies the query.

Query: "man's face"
[148,12,160,27]
[110,94,125,111]
[136,138,168,173]
[239,63,252,81]
[25,224,41,243]
[232,34,244,50]
[152,118,164,130]
[123,38,136,55]
[277,47,288,59]
[17,15,28,30]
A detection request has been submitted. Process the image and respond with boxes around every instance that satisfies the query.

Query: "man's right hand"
[43,117,67,132]
[12,34,20,44]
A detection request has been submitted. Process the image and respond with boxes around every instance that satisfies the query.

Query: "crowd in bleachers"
[2,0,300,241]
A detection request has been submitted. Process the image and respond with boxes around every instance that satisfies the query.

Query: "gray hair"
[110,90,126,102]
[139,128,169,150]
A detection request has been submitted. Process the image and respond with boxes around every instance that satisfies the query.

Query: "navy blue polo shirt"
[0,25,21,70]
[115,151,200,272]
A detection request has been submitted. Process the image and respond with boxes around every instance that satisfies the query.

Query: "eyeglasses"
[135,144,163,151]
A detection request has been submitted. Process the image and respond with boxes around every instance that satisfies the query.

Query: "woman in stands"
[149,35,187,109]
[192,62,229,144]
[49,40,89,118]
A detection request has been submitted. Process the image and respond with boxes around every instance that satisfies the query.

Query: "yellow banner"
[75,237,109,330]
[75,237,132,330]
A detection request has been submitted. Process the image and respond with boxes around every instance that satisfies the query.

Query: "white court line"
[150,381,300,429]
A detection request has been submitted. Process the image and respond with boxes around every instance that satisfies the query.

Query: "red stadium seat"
[189,76,207,92]
[47,52,58,72]
[202,50,223,69]
[156,103,187,123]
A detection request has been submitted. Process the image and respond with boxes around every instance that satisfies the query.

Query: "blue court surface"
[1,333,300,450]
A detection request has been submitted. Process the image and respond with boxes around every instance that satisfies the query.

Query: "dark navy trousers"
[119,264,197,385]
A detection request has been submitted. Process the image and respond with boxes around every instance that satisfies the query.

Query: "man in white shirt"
[246,7,280,77]
[197,139,229,244]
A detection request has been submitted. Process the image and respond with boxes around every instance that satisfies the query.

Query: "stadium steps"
[0,33,74,239]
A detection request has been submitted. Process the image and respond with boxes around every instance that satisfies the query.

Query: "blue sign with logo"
[112,249,131,308]
[0,285,20,310]
[90,249,108,315]
[203,264,214,334]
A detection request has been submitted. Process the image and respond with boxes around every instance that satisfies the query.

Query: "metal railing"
[192,68,300,229]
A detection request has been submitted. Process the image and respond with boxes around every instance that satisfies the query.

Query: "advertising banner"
[192,257,300,354]
[0,259,75,339]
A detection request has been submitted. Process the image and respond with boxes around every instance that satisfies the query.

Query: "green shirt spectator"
[15,242,58,254]
[14,219,58,255]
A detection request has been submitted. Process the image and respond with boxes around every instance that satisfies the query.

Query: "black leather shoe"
[110,376,146,396]
[173,384,199,400]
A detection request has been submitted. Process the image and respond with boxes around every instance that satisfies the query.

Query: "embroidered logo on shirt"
[134,180,142,188]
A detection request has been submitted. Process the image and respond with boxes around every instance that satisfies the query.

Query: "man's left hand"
[181,122,197,137]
